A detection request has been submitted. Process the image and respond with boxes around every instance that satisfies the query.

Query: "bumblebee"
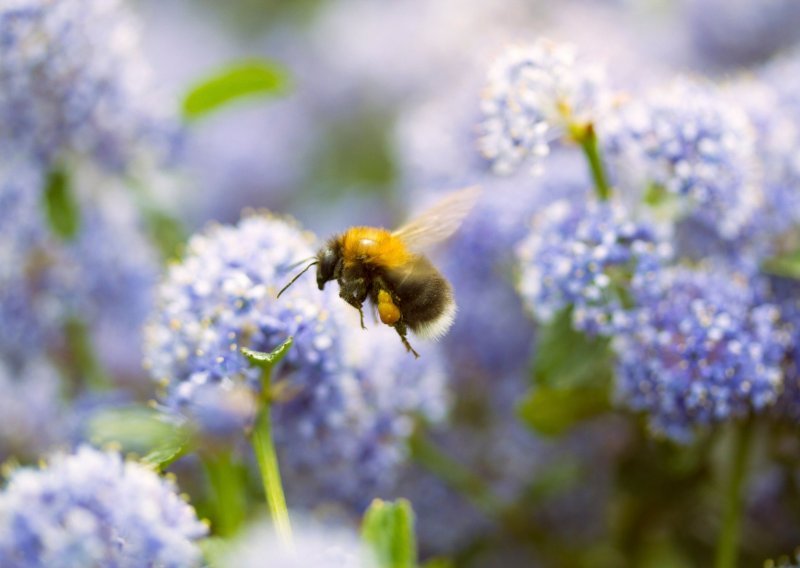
[278,187,480,357]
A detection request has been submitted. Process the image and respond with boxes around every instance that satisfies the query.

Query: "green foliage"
[198,537,230,568]
[517,385,611,436]
[142,207,187,262]
[518,308,614,436]
[242,336,293,377]
[88,406,190,470]
[306,110,397,201]
[182,59,290,120]
[63,317,110,392]
[362,499,417,568]
[246,337,294,543]
[763,249,800,280]
[532,307,614,390]
[421,559,454,568]
[43,166,80,240]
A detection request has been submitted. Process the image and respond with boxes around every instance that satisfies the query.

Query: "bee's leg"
[393,321,420,359]
[341,295,366,329]
[338,274,368,329]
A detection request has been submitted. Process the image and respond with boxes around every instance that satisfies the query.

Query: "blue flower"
[0,357,66,463]
[761,45,800,124]
[0,446,206,568]
[614,266,785,442]
[516,197,670,336]
[604,78,761,240]
[0,0,179,172]
[0,159,159,375]
[479,40,609,175]
[434,156,589,375]
[683,0,800,67]
[144,213,450,508]
[726,78,800,241]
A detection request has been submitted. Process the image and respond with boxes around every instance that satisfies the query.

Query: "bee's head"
[315,246,340,290]
[276,238,342,299]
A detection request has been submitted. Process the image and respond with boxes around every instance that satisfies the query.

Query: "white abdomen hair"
[413,298,457,340]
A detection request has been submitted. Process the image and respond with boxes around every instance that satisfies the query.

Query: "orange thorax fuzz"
[341,227,413,269]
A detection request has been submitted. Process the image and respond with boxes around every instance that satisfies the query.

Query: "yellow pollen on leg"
[377,290,401,325]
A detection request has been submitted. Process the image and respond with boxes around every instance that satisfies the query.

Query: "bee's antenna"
[276,261,319,298]
[286,256,316,271]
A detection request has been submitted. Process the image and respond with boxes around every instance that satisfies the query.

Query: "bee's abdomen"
[385,257,456,340]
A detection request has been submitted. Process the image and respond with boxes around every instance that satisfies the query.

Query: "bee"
[277,187,480,358]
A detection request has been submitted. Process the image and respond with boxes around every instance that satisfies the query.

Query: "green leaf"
[422,559,454,568]
[42,166,80,240]
[533,308,614,390]
[241,336,293,373]
[199,537,230,568]
[143,207,187,262]
[88,406,190,470]
[523,458,582,502]
[763,250,800,280]
[361,498,417,568]
[63,317,110,391]
[182,59,290,120]
[517,385,611,436]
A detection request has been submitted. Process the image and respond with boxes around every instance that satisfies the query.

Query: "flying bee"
[277,186,481,358]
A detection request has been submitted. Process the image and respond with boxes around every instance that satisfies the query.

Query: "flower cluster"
[0,159,159,374]
[479,40,608,175]
[0,446,206,567]
[614,267,785,441]
[516,198,670,335]
[0,0,178,172]
[144,213,449,507]
[604,78,761,240]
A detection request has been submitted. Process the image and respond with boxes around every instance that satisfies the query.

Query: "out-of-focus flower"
[604,78,761,240]
[726,79,800,240]
[0,159,159,376]
[223,518,374,568]
[614,266,785,442]
[0,357,66,463]
[0,446,206,568]
[479,40,609,175]
[309,0,541,107]
[283,324,450,511]
[172,378,258,449]
[144,213,450,508]
[516,197,670,336]
[682,0,800,67]
[0,0,179,172]
[761,45,800,123]
[143,213,330,389]
[766,277,800,423]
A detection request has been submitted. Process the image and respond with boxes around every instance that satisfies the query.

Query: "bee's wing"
[391,186,481,252]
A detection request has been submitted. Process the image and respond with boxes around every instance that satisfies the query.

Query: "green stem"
[714,420,754,568]
[251,368,293,545]
[409,428,504,516]
[575,123,612,201]
[202,451,246,537]
[64,317,109,391]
